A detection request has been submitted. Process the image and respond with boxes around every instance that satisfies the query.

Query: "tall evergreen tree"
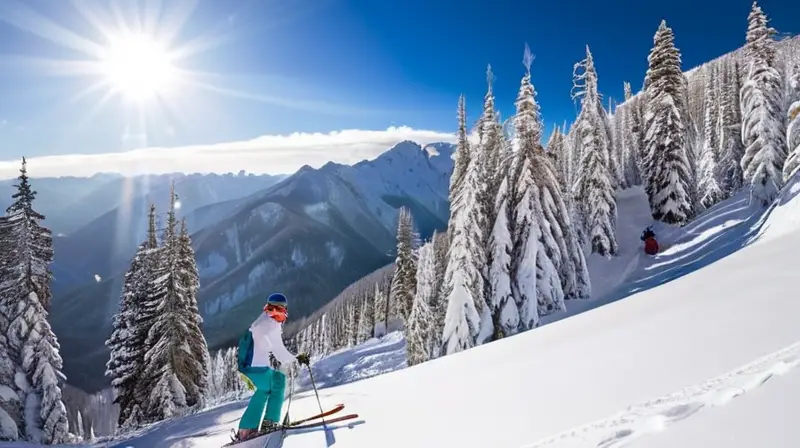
[140,184,192,421]
[719,58,746,194]
[357,287,375,342]
[406,241,435,366]
[106,204,160,429]
[429,230,449,359]
[474,64,505,342]
[0,159,68,444]
[618,81,642,187]
[373,281,387,336]
[175,218,210,409]
[441,96,484,354]
[546,126,570,189]
[510,151,541,330]
[643,20,695,224]
[572,46,619,255]
[698,66,724,209]
[740,1,787,206]
[389,207,417,324]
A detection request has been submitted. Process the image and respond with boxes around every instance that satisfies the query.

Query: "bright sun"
[100,33,177,103]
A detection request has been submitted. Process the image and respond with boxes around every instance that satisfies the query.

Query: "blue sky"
[0,0,797,177]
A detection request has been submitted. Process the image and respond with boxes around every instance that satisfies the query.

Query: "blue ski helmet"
[266,292,288,308]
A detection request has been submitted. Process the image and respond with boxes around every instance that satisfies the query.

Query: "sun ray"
[69,0,124,46]
[150,0,199,48]
[185,78,380,117]
[141,0,165,37]
[0,1,105,58]
[0,55,104,77]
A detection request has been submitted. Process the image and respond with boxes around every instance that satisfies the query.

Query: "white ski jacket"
[249,312,296,371]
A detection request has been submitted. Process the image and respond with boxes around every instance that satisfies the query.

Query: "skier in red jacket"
[641,226,659,255]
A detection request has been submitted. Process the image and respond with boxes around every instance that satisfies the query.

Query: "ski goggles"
[264,303,288,322]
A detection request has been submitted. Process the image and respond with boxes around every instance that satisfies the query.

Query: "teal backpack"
[237,330,254,371]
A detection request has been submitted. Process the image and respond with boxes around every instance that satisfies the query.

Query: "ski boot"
[226,428,262,445]
[259,419,280,434]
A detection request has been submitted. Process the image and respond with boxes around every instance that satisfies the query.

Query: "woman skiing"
[233,292,310,443]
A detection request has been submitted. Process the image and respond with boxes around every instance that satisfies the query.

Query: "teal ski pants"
[238,367,286,430]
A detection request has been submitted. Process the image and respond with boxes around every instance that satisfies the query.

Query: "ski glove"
[296,352,310,366]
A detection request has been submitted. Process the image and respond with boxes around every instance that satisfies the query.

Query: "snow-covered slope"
[57,182,800,448]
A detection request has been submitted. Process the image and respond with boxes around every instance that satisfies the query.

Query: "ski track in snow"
[522,340,800,448]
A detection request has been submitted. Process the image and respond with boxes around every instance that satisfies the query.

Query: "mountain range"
[37,140,454,393]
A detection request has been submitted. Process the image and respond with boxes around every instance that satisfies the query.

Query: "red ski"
[285,403,345,427]
[284,413,359,431]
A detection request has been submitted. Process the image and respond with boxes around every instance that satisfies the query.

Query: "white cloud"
[0,126,457,180]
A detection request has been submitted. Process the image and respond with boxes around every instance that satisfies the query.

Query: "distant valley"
[31,140,454,393]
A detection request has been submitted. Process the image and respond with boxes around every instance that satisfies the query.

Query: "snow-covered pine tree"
[682,72,701,210]
[105,238,151,427]
[717,57,746,195]
[114,205,160,429]
[606,103,626,191]
[782,65,800,181]
[389,207,416,325]
[643,20,695,225]
[331,307,345,351]
[449,96,472,201]
[0,159,68,444]
[350,292,361,347]
[698,65,724,209]
[175,218,210,410]
[429,230,449,359]
[613,103,627,187]
[571,46,619,255]
[624,81,633,101]
[618,82,641,187]
[441,95,484,354]
[510,59,546,330]
[406,240,435,366]
[740,1,787,206]
[345,301,356,347]
[371,282,386,338]
[509,153,540,330]
[619,105,637,187]
[475,64,505,342]
[628,93,647,186]
[563,124,577,195]
[318,314,330,356]
[546,127,570,189]
[356,287,374,343]
[488,169,519,338]
[140,185,192,422]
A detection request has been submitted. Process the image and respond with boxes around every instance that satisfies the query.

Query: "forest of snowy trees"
[291,2,800,368]
[0,173,257,442]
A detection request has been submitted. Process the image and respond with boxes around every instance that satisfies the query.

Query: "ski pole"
[306,364,326,424]
[282,364,295,426]
[306,364,335,445]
